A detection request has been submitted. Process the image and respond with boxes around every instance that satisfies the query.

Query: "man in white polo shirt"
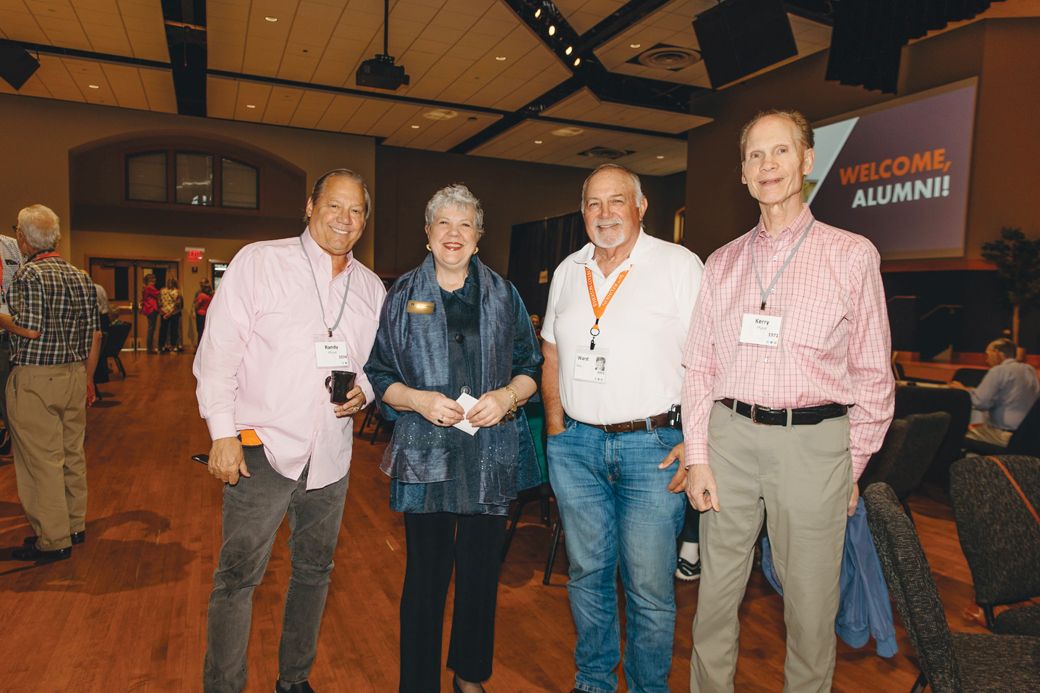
[541,163,704,693]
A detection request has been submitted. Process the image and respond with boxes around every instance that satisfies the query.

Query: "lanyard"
[750,219,812,311]
[299,236,351,338]
[28,249,60,263]
[584,266,629,351]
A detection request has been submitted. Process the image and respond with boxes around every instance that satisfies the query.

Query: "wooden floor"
[0,353,987,692]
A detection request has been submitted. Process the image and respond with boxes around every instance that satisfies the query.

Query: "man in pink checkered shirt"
[681,110,895,692]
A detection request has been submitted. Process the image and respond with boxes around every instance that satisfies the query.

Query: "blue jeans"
[548,418,686,693]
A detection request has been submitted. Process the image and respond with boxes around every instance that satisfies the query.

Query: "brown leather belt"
[582,412,673,434]
[719,398,848,426]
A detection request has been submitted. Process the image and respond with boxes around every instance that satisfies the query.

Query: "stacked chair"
[859,412,950,519]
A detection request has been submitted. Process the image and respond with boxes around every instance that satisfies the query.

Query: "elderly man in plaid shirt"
[2,204,101,564]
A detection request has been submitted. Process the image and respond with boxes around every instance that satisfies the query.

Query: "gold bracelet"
[503,385,519,415]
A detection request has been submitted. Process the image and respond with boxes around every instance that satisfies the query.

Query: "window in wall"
[176,152,214,206]
[221,158,259,209]
[126,152,167,202]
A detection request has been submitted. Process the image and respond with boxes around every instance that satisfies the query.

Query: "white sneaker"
[675,557,701,581]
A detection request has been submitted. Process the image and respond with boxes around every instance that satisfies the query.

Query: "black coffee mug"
[325,370,356,405]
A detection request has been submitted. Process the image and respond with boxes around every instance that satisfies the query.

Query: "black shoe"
[23,531,84,546]
[675,557,701,582]
[275,681,314,693]
[12,545,71,563]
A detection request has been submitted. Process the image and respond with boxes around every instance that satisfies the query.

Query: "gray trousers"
[691,402,851,693]
[203,445,349,693]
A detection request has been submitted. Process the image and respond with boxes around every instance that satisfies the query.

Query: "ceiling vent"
[577,146,634,160]
[627,43,701,71]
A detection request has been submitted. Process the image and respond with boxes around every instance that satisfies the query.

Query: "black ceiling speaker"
[826,0,1001,93]
[0,39,40,90]
[692,0,797,89]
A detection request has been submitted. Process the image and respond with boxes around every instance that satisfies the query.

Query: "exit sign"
[185,247,205,262]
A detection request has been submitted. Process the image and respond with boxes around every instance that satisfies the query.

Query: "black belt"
[719,398,848,426]
[581,412,674,434]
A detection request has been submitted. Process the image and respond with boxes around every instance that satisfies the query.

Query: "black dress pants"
[399,512,506,693]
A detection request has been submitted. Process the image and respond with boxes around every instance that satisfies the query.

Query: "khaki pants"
[6,362,88,551]
[965,423,1012,448]
[691,402,851,693]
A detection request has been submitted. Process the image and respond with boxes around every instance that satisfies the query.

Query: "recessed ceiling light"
[534,140,543,144]
[423,108,458,121]
[548,25,556,37]
[495,55,507,61]
[245,104,256,109]
[264,16,278,22]
[630,43,642,49]
[565,46,572,56]
[410,124,420,129]
[534,8,542,19]
[551,126,583,137]
[87,84,100,89]
[656,155,665,159]
[573,57,581,67]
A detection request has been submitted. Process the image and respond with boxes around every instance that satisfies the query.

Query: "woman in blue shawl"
[365,184,542,693]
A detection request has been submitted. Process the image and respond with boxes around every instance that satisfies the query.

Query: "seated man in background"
[950,338,1040,447]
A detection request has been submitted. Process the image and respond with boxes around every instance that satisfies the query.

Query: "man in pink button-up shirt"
[194,169,385,693]
[682,111,894,692]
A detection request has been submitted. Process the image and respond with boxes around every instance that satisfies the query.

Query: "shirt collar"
[574,228,648,268]
[300,228,355,282]
[754,205,814,245]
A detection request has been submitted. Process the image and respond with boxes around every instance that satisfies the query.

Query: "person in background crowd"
[142,273,160,353]
[950,337,1040,447]
[2,204,101,564]
[194,278,213,343]
[159,276,183,352]
[365,184,541,693]
[90,271,110,331]
[675,504,701,581]
[194,168,384,693]
[0,230,23,453]
[683,109,894,693]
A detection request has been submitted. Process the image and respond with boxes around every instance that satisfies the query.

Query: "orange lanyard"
[584,266,629,351]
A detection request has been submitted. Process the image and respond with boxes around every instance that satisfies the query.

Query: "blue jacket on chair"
[761,500,899,658]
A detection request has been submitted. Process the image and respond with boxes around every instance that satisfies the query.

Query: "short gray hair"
[17,204,61,251]
[580,163,645,210]
[988,338,1017,360]
[424,184,485,234]
[306,168,371,221]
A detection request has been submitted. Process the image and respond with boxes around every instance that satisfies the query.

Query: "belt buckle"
[750,403,760,424]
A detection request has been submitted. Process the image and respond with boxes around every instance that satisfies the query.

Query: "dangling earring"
[473,246,479,255]
[426,243,432,251]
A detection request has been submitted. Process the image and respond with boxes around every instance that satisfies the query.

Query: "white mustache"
[595,218,622,228]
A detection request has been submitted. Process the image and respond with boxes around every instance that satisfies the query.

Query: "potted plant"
[980,227,1040,356]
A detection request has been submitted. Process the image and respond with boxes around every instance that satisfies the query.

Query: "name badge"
[407,300,435,314]
[315,340,350,368]
[739,313,781,347]
[573,349,608,383]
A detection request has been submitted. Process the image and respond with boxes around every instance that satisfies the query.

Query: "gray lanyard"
[750,218,813,311]
[299,236,351,338]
